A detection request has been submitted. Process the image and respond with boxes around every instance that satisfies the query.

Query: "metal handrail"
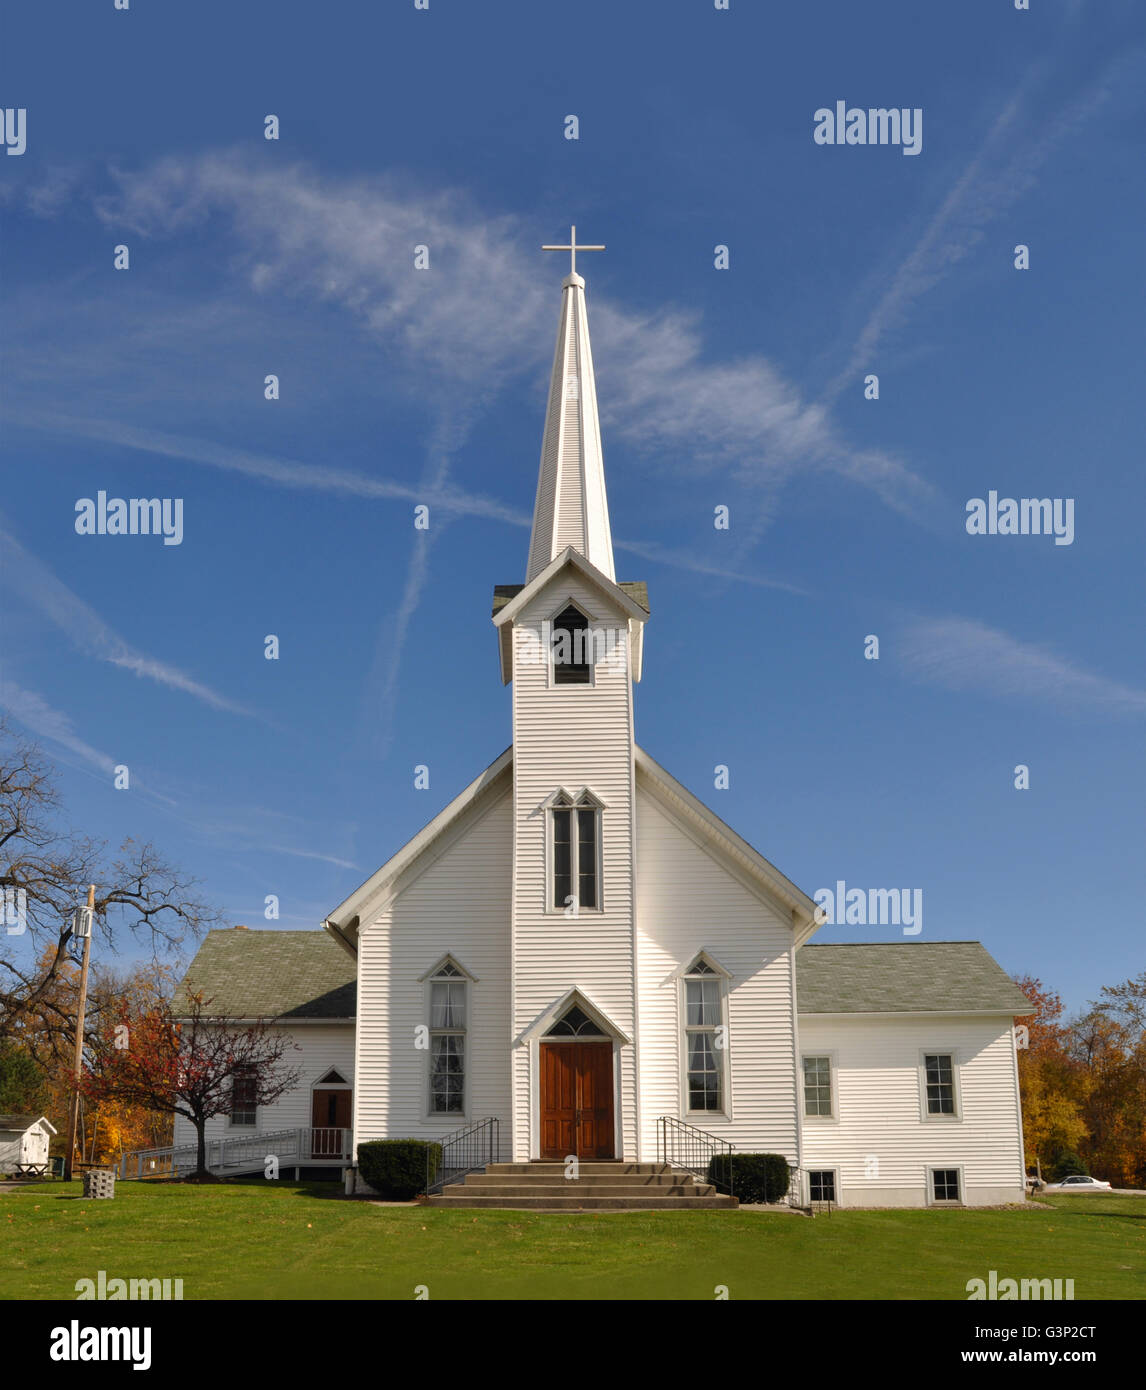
[425,1116,500,1195]
[118,1126,352,1178]
[656,1116,735,1199]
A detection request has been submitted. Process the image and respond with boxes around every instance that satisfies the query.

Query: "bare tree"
[0,719,221,1046]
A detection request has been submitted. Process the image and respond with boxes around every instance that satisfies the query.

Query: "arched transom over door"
[539,1005,615,1160]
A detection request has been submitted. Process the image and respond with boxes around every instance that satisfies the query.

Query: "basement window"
[930,1168,962,1204]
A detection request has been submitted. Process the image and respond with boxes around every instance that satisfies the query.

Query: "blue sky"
[2,0,1143,1014]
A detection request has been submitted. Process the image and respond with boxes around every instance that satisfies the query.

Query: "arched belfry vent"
[545,1004,606,1037]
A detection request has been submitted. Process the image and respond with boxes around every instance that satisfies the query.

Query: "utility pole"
[63,884,95,1182]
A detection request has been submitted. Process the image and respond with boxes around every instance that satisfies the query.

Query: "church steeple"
[492,232,647,688]
[527,234,615,583]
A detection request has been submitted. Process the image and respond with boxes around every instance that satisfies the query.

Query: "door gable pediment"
[519,986,631,1045]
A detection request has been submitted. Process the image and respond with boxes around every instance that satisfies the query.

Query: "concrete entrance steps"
[424,1161,738,1211]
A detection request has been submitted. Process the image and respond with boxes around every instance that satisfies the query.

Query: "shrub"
[707,1152,791,1203]
[1049,1149,1088,1183]
[356,1139,441,1200]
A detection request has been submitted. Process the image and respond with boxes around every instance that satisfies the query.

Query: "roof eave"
[635,745,819,929]
[493,547,648,628]
[324,747,514,937]
[798,1007,1034,1018]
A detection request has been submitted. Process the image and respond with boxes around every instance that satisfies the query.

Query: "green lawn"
[2,1182,1143,1300]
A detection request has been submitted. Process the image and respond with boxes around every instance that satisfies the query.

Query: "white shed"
[0,1114,58,1173]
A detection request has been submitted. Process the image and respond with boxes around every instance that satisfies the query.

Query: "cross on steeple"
[542,225,605,277]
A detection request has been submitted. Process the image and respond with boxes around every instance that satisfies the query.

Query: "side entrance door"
[539,1041,614,1160]
[311,1088,352,1157]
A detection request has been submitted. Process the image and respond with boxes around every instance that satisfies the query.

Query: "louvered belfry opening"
[552,604,591,684]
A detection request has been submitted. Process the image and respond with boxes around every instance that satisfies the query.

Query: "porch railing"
[309,1127,351,1159]
[656,1116,734,1199]
[425,1116,500,1196]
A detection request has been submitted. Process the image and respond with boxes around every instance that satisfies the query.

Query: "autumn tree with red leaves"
[81,992,301,1178]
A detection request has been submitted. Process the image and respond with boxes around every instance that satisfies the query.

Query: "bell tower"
[491,234,649,1160]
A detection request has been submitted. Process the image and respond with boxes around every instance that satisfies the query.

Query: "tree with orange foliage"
[1069,972,1146,1187]
[5,945,176,1165]
[80,993,301,1177]
[1013,974,1089,1177]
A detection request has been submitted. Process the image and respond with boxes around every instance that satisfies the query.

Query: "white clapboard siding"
[635,784,800,1162]
[510,575,638,1159]
[171,1021,355,1148]
[797,1013,1026,1205]
[354,790,513,1148]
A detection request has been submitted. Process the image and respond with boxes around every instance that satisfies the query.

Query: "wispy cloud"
[2,413,529,529]
[825,50,1128,401]
[0,514,254,717]
[261,844,359,871]
[897,616,1146,717]
[0,679,118,773]
[82,151,933,523]
[594,303,936,525]
[613,538,809,594]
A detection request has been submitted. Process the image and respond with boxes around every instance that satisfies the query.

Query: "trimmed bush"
[357,1139,442,1200]
[1049,1149,1088,1183]
[707,1152,791,1203]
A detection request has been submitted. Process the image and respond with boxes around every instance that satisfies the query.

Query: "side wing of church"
[174,255,1032,1208]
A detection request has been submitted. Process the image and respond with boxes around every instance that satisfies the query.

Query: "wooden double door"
[539,1041,615,1160]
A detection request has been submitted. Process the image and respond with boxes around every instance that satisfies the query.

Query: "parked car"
[1043,1174,1112,1191]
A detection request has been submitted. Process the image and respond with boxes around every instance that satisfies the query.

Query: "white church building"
[174,248,1032,1209]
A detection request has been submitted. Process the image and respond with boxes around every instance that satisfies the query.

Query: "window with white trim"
[230,1065,257,1127]
[551,791,600,912]
[808,1170,837,1203]
[802,1056,833,1117]
[924,1053,956,1116]
[429,962,466,1114]
[683,959,724,1113]
[930,1167,961,1203]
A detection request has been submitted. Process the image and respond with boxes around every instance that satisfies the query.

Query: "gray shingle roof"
[0,1114,47,1133]
[492,581,649,617]
[796,942,1033,1015]
[178,934,1030,1023]
[179,929,356,1020]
